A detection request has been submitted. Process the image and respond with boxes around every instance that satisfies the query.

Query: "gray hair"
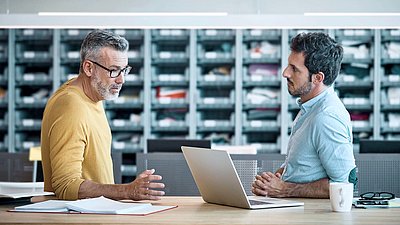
[79,29,129,73]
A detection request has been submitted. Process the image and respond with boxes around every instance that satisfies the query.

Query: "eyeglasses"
[360,192,395,200]
[88,60,132,78]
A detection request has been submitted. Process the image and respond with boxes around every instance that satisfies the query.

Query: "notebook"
[181,146,304,209]
[11,196,177,216]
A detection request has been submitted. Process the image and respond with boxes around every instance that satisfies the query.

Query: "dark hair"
[79,29,129,73]
[290,32,343,86]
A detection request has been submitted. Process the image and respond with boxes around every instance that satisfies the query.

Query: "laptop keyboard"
[249,200,272,205]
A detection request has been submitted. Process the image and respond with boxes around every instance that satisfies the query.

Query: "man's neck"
[300,85,328,103]
[71,74,102,102]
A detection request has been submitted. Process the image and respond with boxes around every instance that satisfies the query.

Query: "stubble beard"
[288,80,312,97]
[91,75,120,100]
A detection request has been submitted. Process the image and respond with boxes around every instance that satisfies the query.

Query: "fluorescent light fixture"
[305,12,400,16]
[38,12,228,16]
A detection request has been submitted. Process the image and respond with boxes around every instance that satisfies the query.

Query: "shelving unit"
[196,29,236,146]
[334,29,375,152]
[0,29,7,152]
[3,28,400,182]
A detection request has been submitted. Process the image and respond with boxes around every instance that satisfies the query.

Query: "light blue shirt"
[282,86,356,183]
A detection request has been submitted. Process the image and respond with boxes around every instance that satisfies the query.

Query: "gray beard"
[91,75,120,100]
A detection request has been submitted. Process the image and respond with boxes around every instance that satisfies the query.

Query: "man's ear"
[82,60,93,77]
[313,72,325,83]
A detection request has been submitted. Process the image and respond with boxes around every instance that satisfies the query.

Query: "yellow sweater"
[41,78,114,200]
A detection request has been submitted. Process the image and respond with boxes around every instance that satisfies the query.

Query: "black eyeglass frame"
[88,60,132,78]
[360,192,395,200]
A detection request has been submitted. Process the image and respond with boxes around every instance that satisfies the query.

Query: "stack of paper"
[0,182,54,199]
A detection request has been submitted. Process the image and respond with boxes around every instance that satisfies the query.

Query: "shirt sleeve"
[312,112,356,183]
[47,104,87,200]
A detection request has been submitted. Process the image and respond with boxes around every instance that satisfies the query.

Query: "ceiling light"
[38,12,228,17]
[304,12,400,16]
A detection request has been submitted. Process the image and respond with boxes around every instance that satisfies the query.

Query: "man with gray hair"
[41,30,165,201]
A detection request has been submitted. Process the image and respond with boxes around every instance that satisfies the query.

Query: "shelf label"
[159,30,171,36]
[22,119,35,127]
[343,30,355,36]
[159,120,172,127]
[113,142,125,149]
[23,142,35,149]
[23,97,35,104]
[114,29,126,36]
[170,30,183,36]
[113,97,125,104]
[128,51,140,58]
[159,98,171,104]
[205,52,217,58]
[354,30,367,36]
[250,75,263,81]
[389,53,400,59]
[23,29,34,36]
[250,120,263,127]
[125,74,139,81]
[68,30,79,36]
[250,52,262,58]
[159,52,172,59]
[24,51,35,58]
[250,30,262,36]
[343,76,355,82]
[158,75,170,81]
[23,74,35,81]
[204,120,216,127]
[204,75,217,81]
[113,120,125,127]
[67,51,80,59]
[388,75,400,82]
[203,98,215,104]
[205,30,217,36]
[390,30,400,36]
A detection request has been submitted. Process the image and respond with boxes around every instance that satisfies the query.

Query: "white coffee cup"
[329,182,353,212]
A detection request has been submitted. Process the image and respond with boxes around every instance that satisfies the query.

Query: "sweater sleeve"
[47,98,87,200]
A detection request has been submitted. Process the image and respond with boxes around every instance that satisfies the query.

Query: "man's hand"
[252,172,288,197]
[251,171,330,198]
[126,169,165,201]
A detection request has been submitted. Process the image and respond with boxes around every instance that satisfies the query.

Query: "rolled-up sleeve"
[313,113,356,183]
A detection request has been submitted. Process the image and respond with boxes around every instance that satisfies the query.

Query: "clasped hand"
[251,171,288,197]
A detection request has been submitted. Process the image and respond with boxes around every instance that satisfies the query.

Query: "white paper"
[0,182,54,199]
[12,196,177,215]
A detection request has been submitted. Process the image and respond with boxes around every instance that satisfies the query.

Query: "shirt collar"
[296,86,334,113]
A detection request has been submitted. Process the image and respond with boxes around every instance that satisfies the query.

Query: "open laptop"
[181,146,304,209]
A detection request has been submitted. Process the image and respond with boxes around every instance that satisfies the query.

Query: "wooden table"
[1,196,399,225]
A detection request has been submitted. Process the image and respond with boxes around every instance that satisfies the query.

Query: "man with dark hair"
[252,32,357,198]
[41,30,165,200]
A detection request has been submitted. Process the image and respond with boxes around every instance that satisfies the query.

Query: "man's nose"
[115,74,125,84]
[282,67,290,78]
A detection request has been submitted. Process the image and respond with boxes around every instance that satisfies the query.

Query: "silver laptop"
[181,146,304,209]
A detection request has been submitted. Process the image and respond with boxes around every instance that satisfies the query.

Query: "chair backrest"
[354,154,400,197]
[136,153,285,196]
[29,146,42,161]
[137,153,400,197]
[29,146,42,182]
